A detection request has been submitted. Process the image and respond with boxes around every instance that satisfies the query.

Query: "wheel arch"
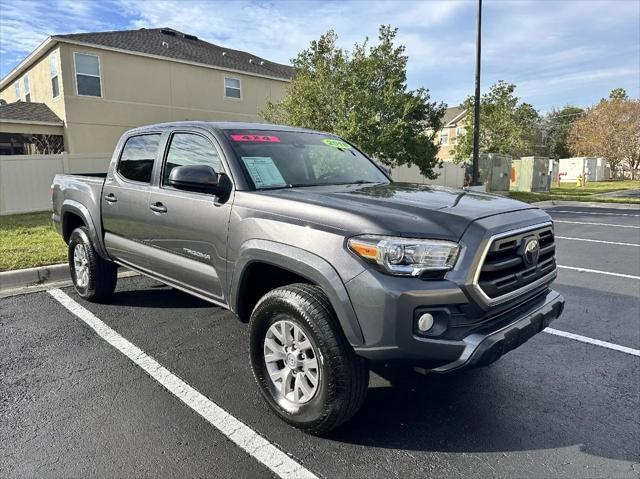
[230,240,365,346]
[61,200,110,259]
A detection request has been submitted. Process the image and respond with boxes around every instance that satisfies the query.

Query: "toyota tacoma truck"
[52,121,564,434]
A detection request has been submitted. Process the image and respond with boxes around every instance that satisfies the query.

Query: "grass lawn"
[0,212,67,271]
[506,180,640,204]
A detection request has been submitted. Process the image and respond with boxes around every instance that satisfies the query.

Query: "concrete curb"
[0,264,139,297]
[532,200,640,210]
[1,264,70,291]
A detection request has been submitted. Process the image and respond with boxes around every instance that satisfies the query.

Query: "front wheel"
[249,283,369,435]
[68,226,117,302]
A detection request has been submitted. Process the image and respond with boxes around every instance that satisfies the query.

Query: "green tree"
[543,105,584,159]
[608,88,629,101]
[453,81,540,163]
[260,26,445,177]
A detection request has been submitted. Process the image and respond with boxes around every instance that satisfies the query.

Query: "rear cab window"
[117,134,161,183]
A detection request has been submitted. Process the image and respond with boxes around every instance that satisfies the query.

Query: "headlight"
[348,235,460,276]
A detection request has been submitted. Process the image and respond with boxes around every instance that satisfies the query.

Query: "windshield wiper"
[324,180,384,186]
[286,183,327,188]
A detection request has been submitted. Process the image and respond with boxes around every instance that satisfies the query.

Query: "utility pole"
[471,0,482,186]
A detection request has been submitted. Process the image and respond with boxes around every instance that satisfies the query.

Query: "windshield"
[223,129,389,190]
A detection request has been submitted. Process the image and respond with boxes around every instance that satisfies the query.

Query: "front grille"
[477,225,556,299]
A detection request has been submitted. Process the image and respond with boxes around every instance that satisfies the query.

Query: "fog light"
[417,313,434,332]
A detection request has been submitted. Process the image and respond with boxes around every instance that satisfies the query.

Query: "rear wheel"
[249,283,369,435]
[68,227,117,302]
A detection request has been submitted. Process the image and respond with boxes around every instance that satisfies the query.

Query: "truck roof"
[125,121,327,136]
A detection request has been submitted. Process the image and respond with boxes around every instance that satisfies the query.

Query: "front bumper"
[432,290,564,372]
[352,284,564,371]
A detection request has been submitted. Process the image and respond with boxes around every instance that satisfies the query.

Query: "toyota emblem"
[523,238,540,266]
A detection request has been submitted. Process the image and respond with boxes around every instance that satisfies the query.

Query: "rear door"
[102,132,163,269]
[145,129,234,303]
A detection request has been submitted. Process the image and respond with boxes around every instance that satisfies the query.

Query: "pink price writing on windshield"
[230,134,281,143]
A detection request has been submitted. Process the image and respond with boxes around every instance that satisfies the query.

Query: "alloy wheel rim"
[263,319,320,404]
[73,244,90,288]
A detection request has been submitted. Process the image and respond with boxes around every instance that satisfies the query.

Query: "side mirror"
[168,165,229,195]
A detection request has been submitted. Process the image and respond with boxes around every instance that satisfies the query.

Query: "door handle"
[149,202,167,213]
[104,193,117,203]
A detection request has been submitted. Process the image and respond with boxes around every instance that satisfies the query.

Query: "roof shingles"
[443,107,465,126]
[55,28,294,81]
[0,101,63,124]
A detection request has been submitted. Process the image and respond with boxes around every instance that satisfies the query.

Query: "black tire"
[249,283,369,435]
[68,226,117,302]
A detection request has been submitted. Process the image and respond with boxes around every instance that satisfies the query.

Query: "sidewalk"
[532,200,640,210]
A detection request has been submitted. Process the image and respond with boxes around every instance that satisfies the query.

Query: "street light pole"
[471,0,482,186]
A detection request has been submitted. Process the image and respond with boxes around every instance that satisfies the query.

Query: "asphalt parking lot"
[1,205,639,478]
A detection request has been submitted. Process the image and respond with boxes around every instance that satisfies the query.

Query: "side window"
[163,133,222,187]
[74,52,102,97]
[224,77,241,99]
[24,75,31,102]
[50,53,60,98]
[117,134,161,183]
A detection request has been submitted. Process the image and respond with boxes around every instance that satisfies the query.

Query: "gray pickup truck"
[52,121,564,434]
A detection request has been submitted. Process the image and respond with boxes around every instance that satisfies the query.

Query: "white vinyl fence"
[392,161,466,188]
[0,153,111,215]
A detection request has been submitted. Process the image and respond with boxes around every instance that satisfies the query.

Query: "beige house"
[437,106,466,161]
[0,27,293,156]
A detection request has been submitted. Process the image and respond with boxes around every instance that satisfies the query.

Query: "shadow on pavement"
[326,363,638,464]
[109,285,212,309]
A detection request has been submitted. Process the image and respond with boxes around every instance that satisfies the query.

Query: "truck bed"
[51,173,107,250]
[60,172,108,178]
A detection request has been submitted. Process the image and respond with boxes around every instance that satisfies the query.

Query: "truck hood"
[260,182,538,240]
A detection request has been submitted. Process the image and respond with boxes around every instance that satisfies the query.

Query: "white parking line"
[544,328,640,357]
[556,236,640,247]
[47,288,318,479]
[554,220,640,229]
[551,210,640,217]
[557,265,640,280]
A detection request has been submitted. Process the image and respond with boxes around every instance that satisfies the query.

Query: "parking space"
[548,206,639,350]
[1,205,639,478]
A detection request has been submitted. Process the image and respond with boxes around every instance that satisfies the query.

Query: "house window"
[24,75,31,102]
[440,130,449,145]
[74,52,102,97]
[50,53,60,98]
[14,82,20,100]
[224,77,241,99]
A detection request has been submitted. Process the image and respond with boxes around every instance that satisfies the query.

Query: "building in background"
[391,106,468,187]
[0,101,64,155]
[0,27,293,156]
[437,106,466,161]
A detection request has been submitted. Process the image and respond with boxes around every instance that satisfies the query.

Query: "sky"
[0,0,638,113]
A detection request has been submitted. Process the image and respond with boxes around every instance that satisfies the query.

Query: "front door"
[102,133,163,269]
[146,130,233,303]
